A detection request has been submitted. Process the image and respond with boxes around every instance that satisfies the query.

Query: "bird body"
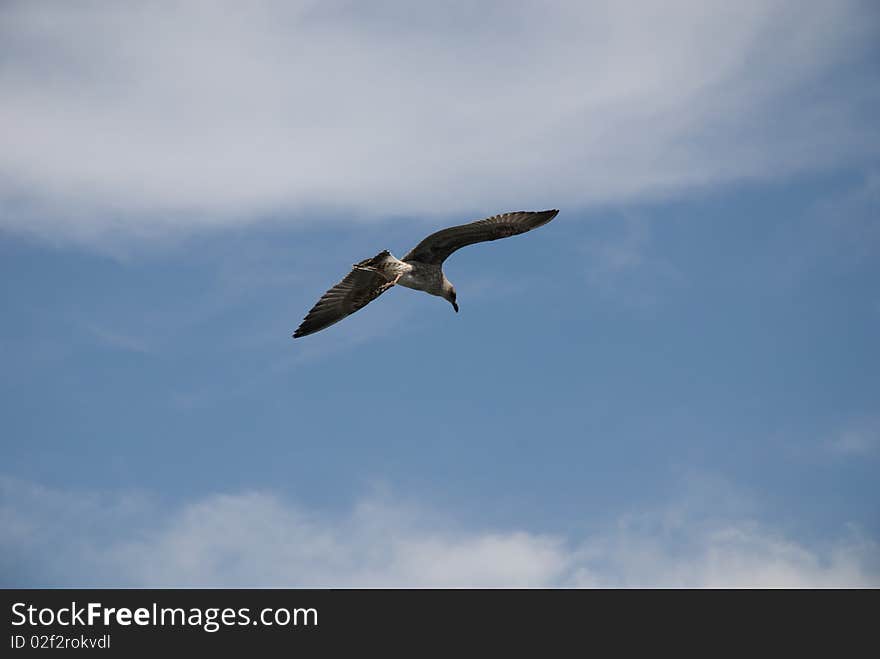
[353,252,451,300]
[293,209,558,338]
[396,260,450,297]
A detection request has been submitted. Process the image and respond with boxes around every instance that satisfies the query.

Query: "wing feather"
[293,266,394,338]
[403,210,558,265]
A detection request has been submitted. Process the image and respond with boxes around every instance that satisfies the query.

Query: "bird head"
[443,281,459,313]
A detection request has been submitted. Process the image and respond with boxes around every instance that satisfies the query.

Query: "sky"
[1,0,879,587]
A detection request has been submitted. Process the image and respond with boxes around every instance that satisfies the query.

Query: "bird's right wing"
[293,266,395,338]
[403,210,559,265]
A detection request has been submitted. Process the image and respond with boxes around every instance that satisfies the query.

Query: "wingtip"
[535,209,559,224]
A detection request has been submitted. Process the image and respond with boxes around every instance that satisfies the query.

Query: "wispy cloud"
[1,1,877,244]
[761,170,880,290]
[826,418,880,458]
[2,477,876,587]
[580,214,684,309]
[81,322,152,354]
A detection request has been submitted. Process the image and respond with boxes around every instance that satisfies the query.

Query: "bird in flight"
[292,209,559,338]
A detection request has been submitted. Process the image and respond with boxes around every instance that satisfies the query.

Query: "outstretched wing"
[293,267,395,338]
[403,210,559,265]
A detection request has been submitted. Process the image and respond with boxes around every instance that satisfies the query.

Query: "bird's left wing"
[293,266,395,338]
[403,210,558,265]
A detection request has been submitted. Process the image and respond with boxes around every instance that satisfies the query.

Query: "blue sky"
[1,1,878,586]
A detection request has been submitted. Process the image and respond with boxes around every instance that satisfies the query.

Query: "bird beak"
[452,301,459,313]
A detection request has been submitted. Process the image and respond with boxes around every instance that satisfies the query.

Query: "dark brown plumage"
[403,210,559,265]
[292,265,395,338]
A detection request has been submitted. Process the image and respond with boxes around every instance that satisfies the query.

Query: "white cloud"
[1,1,877,243]
[2,477,877,587]
[570,515,878,587]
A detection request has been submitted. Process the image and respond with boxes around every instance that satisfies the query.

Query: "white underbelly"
[398,266,444,295]
[397,271,428,291]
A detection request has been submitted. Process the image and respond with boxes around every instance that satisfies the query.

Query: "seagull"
[292,209,559,338]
